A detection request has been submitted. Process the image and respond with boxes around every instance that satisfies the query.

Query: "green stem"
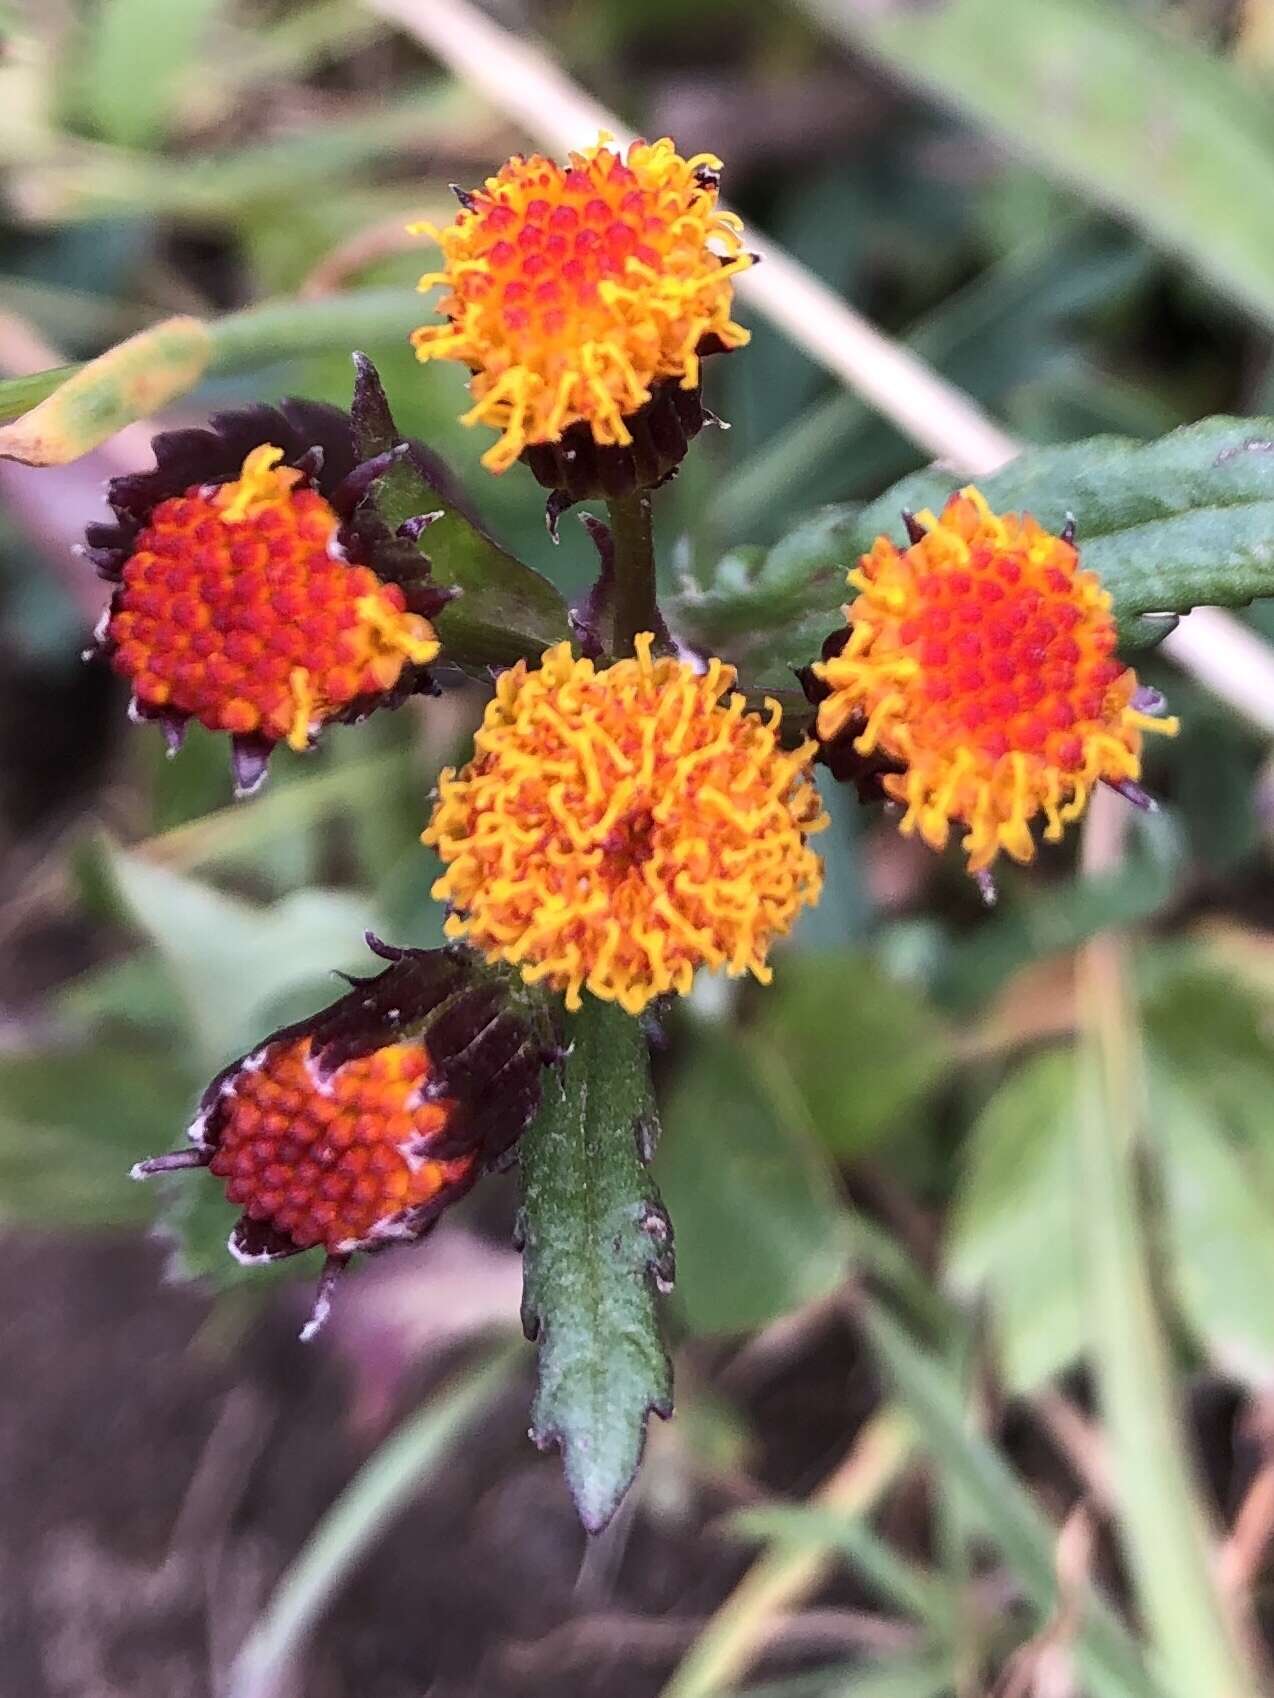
[606,490,657,659]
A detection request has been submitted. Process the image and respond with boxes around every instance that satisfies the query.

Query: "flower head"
[812,488,1179,875]
[411,135,751,480]
[133,940,557,1338]
[84,400,451,795]
[425,636,825,1015]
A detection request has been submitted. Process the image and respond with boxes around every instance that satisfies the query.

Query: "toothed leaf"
[518,1001,673,1533]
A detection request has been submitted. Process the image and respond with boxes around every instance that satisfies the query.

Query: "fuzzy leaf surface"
[674,418,1274,677]
[518,1000,673,1533]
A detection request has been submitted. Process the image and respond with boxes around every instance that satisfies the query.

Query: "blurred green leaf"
[57,952,191,1039]
[0,289,433,428]
[933,809,1183,1011]
[656,1023,848,1335]
[102,843,372,1066]
[1152,1060,1274,1384]
[1075,936,1256,1698]
[132,745,412,877]
[711,218,1150,538]
[802,0,1274,331]
[864,1301,1167,1698]
[947,1049,1085,1392]
[755,954,951,1158]
[76,0,228,148]
[33,90,463,221]
[0,1042,194,1229]
[1144,963,1274,1382]
[727,1504,952,1631]
[519,1001,673,1533]
[0,314,210,464]
[951,956,1274,1393]
[727,1653,954,1698]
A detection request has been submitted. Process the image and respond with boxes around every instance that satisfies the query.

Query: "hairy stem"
[607,490,656,659]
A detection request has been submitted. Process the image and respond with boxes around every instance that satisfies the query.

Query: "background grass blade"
[800,0,1274,331]
[862,1301,1167,1698]
[660,1410,914,1698]
[227,1342,518,1698]
[1076,908,1261,1698]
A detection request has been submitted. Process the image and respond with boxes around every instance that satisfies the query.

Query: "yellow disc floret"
[814,487,1178,874]
[424,637,825,1014]
[411,135,752,473]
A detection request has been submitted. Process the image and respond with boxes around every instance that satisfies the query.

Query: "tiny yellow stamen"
[213,444,304,524]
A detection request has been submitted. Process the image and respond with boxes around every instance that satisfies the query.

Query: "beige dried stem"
[366,0,1274,736]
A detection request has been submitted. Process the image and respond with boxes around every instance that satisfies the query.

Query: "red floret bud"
[132,939,560,1338]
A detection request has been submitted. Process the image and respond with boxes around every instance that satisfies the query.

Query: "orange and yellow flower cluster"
[111,130,1186,1352]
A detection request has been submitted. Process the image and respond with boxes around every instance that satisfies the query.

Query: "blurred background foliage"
[0,2,1272,1697]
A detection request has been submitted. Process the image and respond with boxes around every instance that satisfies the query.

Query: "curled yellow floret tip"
[424,636,826,1015]
[812,486,1178,876]
[411,135,752,474]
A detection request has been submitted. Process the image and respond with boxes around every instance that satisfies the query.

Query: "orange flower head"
[412,135,751,475]
[813,487,1178,874]
[424,636,826,1015]
[209,1035,470,1257]
[132,941,558,1337]
[106,444,438,754]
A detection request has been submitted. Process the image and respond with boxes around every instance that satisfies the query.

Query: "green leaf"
[800,0,1274,332]
[0,1043,196,1230]
[864,1301,1168,1698]
[350,356,572,668]
[755,954,951,1158]
[0,287,443,429]
[951,955,1274,1393]
[1151,1059,1274,1384]
[678,418,1274,678]
[76,0,228,147]
[1143,960,1274,1382]
[101,842,374,1066]
[947,1049,1086,1392]
[655,1023,848,1335]
[672,506,860,688]
[518,1000,673,1532]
